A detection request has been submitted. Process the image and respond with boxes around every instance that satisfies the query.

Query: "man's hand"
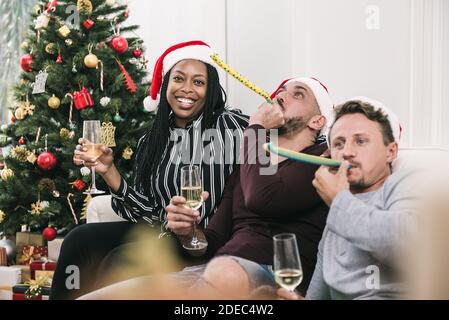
[249,100,285,129]
[166,192,209,237]
[312,161,350,207]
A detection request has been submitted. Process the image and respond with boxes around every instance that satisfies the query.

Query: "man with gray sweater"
[279,97,418,300]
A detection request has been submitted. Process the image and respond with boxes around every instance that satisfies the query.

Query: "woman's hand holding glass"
[73,138,114,175]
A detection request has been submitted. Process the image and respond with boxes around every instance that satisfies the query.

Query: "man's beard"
[278,117,309,136]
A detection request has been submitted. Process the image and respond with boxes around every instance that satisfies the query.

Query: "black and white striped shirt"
[110,109,249,236]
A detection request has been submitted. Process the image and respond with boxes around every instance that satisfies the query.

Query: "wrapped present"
[0,266,21,286]
[73,86,94,110]
[12,284,50,300]
[15,232,44,247]
[30,261,56,282]
[18,245,48,265]
[8,265,31,283]
[48,238,64,262]
[0,247,6,266]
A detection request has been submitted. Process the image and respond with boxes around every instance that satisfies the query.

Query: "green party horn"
[263,143,341,168]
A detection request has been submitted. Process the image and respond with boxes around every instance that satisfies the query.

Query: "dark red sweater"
[203,125,329,293]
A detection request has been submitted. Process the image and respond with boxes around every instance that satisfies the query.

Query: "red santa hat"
[328,96,402,145]
[271,77,334,135]
[143,40,214,112]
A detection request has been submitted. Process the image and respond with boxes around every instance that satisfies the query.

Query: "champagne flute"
[82,120,105,195]
[180,165,208,251]
[273,233,303,292]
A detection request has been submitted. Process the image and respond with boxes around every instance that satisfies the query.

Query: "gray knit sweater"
[306,169,420,300]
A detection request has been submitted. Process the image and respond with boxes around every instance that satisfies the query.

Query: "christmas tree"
[0,0,154,237]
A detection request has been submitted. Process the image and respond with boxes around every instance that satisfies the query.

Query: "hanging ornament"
[21,41,29,50]
[45,43,56,54]
[72,63,77,73]
[46,0,57,13]
[32,69,49,94]
[60,128,71,140]
[80,166,91,176]
[0,210,5,224]
[113,113,123,123]
[34,12,50,30]
[48,94,61,109]
[65,39,73,46]
[57,25,71,38]
[123,10,129,19]
[42,226,57,241]
[11,146,28,162]
[105,0,115,6]
[37,134,57,171]
[96,15,105,22]
[133,48,142,58]
[73,82,94,110]
[71,179,86,191]
[116,58,137,93]
[1,167,14,181]
[19,136,26,145]
[11,116,17,123]
[41,201,50,209]
[77,0,93,15]
[56,49,63,64]
[14,107,26,120]
[128,58,138,65]
[30,201,44,215]
[100,122,116,147]
[100,96,111,107]
[122,146,134,160]
[37,151,57,170]
[22,95,36,116]
[84,44,98,68]
[27,150,37,164]
[111,36,128,54]
[83,19,94,30]
[20,53,33,72]
[139,56,149,70]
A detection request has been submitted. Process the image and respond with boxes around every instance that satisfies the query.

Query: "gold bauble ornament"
[48,94,61,109]
[84,53,99,68]
[0,209,5,223]
[1,168,14,181]
[45,43,56,54]
[14,107,26,120]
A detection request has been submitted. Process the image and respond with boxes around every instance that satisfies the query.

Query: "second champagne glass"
[180,165,208,252]
[273,233,303,292]
[82,120,105,195]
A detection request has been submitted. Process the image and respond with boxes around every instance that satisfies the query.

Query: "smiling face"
[273,81,322,136]
[166,59,208,128]
[330,113,398,193]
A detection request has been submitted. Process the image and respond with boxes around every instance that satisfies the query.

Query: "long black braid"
[134,62,227,195]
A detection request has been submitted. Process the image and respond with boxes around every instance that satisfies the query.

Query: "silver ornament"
[80,166,91,176]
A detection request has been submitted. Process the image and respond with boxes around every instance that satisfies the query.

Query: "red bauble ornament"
[56,54,63,64]
[83,19,94,29]
[11,116,17,123]
[43,226,57,241]
[20,54,33,72]
[123,10,129,19]
[18,136,26,145]
[37,151,57,171]
[72,179,86,191]
[110,36,128,54]
[133,49,142,58]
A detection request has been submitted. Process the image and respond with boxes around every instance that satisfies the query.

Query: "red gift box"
[73,86,94,110]
[30,261,56,280]
[12,293,48,300]
[12,284,50,300]
[19,245,48,265]
[82,19,94,29]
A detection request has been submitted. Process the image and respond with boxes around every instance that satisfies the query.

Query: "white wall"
[128,0,449,149]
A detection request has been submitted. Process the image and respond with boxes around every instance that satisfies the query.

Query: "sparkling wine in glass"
[180,165,208,252]
[273,233,303,292]
[82,120,105,195]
